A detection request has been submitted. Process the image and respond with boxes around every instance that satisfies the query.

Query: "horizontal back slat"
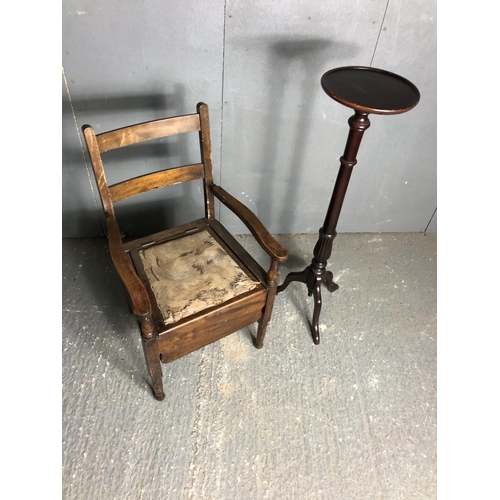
[97,113,201,153]
[109,164,205,203]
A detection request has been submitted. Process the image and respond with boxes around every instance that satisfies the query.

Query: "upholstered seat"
[138,230,260,325]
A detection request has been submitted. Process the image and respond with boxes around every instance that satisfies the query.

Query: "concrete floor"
[62,232,436,499]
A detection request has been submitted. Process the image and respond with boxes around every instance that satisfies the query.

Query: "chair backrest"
[83,102,216,227]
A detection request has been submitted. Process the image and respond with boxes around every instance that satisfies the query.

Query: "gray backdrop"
[62,0,436,238]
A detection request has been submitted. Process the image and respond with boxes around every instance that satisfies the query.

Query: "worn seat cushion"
[138,230,259,325]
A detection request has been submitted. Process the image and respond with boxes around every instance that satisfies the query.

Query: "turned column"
[277,112,371,344]
[277,66,420,345]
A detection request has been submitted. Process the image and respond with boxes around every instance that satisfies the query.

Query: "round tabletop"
[321,66,420,115]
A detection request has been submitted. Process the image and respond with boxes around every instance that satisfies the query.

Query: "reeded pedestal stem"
[277,111,371,344]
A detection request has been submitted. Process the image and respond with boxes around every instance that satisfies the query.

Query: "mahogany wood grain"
[211,184,288,262]
[96,114,201,152]
[158,288,266,363]
[109,163,204,203]
[320,66,420,115]
[142,338,165,400]
[83,125,152,318]
[198,103,215,220]
[122,218,210,252]
[83,126,114,214]
[278,66,420,345]
[209,219,268,285]
[105,214,152,319]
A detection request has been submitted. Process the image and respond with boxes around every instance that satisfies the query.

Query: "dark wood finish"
[321,66,420,115]
[83,102,288,400]
[278,66,420,344]
[198,103,216,220]
[122,218,210,252]
[125,220,266,333]
[158,289,267,362]
[96,113,201,152]
[209,219,268,285]
[211,184,288,262]
[109,163,205,203]
[142,338,165,401]
[83,126,152,319]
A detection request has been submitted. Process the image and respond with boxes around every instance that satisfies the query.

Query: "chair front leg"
[141,338,165,401]
[255,259,278,349]
[139,316,165,400]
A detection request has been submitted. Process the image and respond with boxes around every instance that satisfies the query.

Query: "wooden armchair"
[83,102,288,400]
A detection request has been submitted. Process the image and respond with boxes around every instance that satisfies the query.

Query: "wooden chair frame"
[83,102,288,400]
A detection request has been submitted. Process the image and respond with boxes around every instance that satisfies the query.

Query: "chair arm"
[106,215,152,318]
[210,184,288,262]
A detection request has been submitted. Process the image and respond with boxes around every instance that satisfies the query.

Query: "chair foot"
[154,390,166,401]
[252,334,264,349]
[311,329,320,345]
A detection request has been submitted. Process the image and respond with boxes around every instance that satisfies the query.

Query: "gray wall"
[62,0,436,238]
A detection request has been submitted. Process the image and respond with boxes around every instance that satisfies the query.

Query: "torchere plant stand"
[277,66,420,344]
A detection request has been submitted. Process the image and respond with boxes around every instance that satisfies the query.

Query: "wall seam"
[369,0,390,67]
[424,207,437,234]
[219,0,228,191]
[62,66,105,235]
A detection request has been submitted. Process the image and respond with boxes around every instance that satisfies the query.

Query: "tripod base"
[277,265,338,344]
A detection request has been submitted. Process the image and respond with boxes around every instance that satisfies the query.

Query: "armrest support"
[106,214,152,318]
[210,184,288,263]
